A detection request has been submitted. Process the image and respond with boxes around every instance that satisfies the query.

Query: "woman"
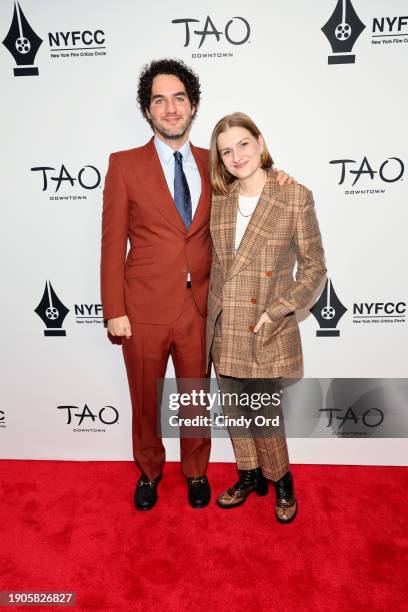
[206,112,326,523]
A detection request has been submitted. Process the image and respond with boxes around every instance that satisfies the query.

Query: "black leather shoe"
[134,473,162,511]
[274,471,297,523]
[186,475,211,508]
[217,468,268,508]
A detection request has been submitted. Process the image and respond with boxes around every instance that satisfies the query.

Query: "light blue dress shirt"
[154,136,202,220]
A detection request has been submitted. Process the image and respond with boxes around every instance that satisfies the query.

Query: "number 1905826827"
[0,592,76,606]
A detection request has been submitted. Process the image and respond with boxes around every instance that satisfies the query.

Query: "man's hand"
[253,312,272,333]
[107,315,132,339]
[275,168,296,186]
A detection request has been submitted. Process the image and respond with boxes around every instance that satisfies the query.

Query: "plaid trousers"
[212,316,289,482]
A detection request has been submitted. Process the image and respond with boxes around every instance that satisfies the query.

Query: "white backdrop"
[1,0,407,464]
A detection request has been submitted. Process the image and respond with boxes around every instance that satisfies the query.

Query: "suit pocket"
[128,245,155,264]
[258,313,296,350]
[125,246,157,278]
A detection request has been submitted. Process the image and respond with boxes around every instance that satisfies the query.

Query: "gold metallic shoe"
[216,468,268,509]
[274,471,297,523]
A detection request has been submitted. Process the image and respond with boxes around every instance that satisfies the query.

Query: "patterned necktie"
[173,151,192,230]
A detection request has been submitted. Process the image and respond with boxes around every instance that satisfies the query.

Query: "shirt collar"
[154,135,192,164]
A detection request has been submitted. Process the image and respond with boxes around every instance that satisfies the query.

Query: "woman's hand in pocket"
[253,312,272,333]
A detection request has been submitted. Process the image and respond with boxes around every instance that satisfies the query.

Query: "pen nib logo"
[35,281,69,336]
[2,1,42,76]
[322,0,365,65]
[310,278,347,337]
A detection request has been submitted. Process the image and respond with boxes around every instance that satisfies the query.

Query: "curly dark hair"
[137,58,201,127]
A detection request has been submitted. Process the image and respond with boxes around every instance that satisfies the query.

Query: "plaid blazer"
[206,170,326,378]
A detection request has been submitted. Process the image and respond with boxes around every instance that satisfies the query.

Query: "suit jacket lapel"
[227,172,287,280]
[188,144,210,235]
[129,138,186,234]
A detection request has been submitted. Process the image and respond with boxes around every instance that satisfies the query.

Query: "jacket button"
[251,298,257,304]
[186,238,190,244]
[265,270,273,277]
[249,324,254,332]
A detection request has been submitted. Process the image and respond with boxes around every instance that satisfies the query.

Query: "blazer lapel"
[188,144,210,235]
[129,138,186,234]
[227,172,287,280]
[213,185,238,279]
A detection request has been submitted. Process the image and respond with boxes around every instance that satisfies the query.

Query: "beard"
[152,114,194,141]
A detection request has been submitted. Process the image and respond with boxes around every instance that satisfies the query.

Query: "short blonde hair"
[209,112,273,195]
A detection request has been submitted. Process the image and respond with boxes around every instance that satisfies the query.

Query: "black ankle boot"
[274,471,297,523]
[217,467,268,508]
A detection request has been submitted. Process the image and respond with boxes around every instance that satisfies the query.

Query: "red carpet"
[1,461,407,611]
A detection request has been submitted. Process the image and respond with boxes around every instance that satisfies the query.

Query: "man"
[101,59,291,511]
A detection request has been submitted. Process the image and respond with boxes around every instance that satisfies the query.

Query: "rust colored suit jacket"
[206,170,326,378]
[101,138,212,323]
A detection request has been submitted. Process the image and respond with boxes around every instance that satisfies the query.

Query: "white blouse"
[234,194,259,252]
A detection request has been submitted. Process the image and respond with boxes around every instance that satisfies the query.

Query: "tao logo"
[31,164,101,192]
[172,16,250,48]
[320,406,384,429]
[330,156,404,186]
[58,404,119,426]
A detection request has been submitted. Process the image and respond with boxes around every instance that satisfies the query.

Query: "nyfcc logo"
[322,1,408,64]
[2,0,107,76]
[48,29,106,59]
[371,14,408,47]
[353,302,406,325]
[310,279,407,333]
[310,278,347,337]
[322,0,365,64]
[34,281,104,337]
